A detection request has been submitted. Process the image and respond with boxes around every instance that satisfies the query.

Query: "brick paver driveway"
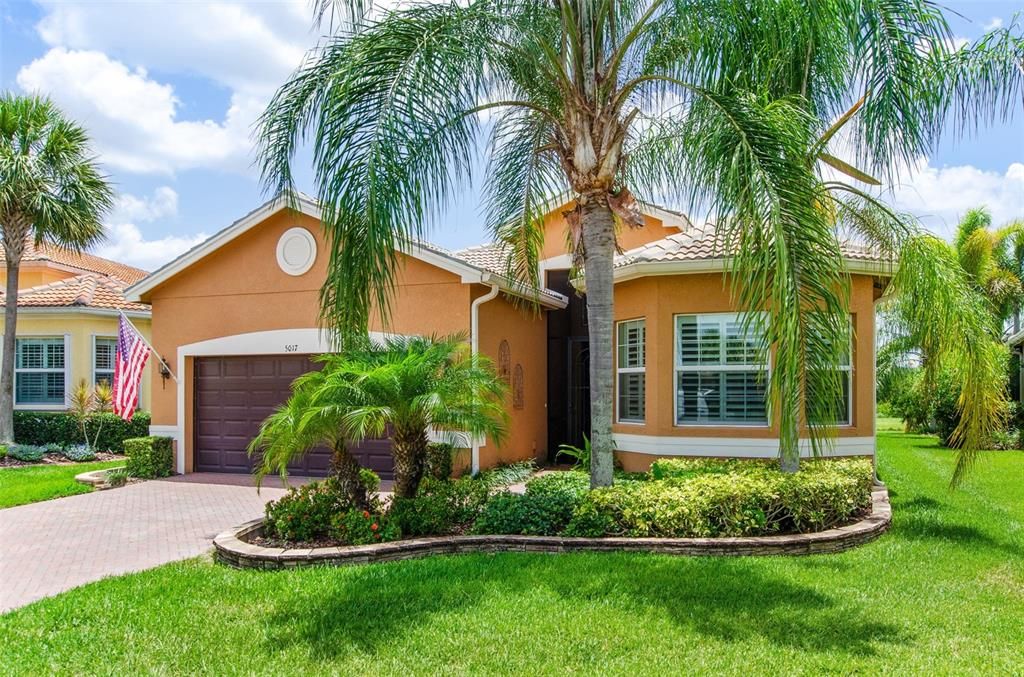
[0,473,302,613]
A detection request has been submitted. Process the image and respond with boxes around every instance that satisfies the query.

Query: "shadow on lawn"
[264,553,909,660]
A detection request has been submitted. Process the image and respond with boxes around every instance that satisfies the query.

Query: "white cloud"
[110,186,179,223]
[984,17,1004,31]
[97,187,208,270]
[887,160,1024,239]
[16,48,259,174]
[33,1,312,97]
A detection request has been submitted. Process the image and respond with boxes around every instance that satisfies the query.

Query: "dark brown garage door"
[194,355,393,478]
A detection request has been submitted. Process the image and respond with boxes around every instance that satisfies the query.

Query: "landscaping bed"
[0,450,121,469]
[222,457,880,565]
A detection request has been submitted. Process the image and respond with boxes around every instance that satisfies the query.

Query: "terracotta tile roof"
[0,239,148,284]
[615,226,889,268]
[452,243,510,274]
[1,273,149,312]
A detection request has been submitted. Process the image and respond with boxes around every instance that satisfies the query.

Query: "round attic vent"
[276,227,317,276]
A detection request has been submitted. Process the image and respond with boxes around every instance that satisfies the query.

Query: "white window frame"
[674,312,770,427]
[809,317,854,427]
[92,334,117,388]
[13,334,71,410]
[616,318,646,424]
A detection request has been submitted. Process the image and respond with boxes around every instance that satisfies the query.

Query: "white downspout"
[470,280,500,475]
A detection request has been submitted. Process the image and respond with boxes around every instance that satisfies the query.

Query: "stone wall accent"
[74,467,126,490]
[214,485,891,569]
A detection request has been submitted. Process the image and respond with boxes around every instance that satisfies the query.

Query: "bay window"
[616,318,645,423]
[675,313,768,425]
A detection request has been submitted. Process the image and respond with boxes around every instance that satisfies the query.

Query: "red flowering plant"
[330,508,401,545]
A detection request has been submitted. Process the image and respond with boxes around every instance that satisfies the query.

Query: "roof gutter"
[469,282,500,475]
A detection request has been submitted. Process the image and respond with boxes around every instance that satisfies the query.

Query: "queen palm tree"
[953,207,1024,331]
[251,335,507,499]
[258,1,1022,484]
[0,93,114,443]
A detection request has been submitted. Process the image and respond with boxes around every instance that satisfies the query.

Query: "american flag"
[112,315,151,421]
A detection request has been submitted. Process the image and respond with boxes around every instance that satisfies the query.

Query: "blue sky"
[1,0,1022,270]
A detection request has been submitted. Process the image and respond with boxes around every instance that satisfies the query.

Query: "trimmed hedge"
[125,436,174,479]
[13,411,150,453]
[569,458,874,537]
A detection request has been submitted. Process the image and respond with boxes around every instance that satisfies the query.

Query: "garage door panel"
[194,355,394,478]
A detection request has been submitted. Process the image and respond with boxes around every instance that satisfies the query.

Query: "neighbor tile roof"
[0,239,148,285]
[1,274,150,312]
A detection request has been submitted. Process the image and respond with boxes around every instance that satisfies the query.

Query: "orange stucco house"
[125,193,890,477]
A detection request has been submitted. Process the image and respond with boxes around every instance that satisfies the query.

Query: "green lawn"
[1,430,1022,674]
[0,460,124,509]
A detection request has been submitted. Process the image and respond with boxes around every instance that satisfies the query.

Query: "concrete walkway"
[0,473,304,613]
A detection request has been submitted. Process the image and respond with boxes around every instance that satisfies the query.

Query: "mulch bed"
[0,451,122,469]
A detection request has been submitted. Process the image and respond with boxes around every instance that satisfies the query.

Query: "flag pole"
[118,309,178,384]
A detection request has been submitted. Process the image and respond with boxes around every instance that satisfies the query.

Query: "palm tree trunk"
[391,426,428,498]
[580,197,616,488]
[0,249,22,443]
[330,441,369,509]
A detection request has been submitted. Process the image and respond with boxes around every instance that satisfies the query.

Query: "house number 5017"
[284,344,299,352]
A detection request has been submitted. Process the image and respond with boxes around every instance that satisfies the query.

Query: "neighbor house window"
[807,318,853,426]
[675,313,767,425]
[94,337,117,387]
[616,319,645,423]
[15,337,66,406]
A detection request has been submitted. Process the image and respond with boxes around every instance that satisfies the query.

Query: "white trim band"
[613,433,875,457]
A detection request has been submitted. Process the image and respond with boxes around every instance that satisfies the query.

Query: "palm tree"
[258,1,1022,484]
[249,369,375,508]
[251,335,507,499]
[0,93,114,443]
[952,207,1024,331]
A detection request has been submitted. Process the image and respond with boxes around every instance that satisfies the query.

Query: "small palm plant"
[556,435,591,470]
[68,379,114,452]
[251,334,508,499]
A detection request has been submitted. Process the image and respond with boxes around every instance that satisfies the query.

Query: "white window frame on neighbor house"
[674,312,770,427]
[13,334,71,410]
[92,335,117,388]
[616,318,646,424]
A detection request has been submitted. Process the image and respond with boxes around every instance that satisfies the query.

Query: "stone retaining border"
[214,485,891,569]
[74,467,126,490]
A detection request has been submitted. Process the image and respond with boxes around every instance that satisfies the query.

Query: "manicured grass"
[1,430,1022,674]
[0,460,124,509]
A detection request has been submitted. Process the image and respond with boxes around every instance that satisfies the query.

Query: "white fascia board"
[537,191,692,230]
[13,307,151,319]
[607,257,895,286]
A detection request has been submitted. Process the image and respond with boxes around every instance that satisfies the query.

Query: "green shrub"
[524,471,590,499]
[264,480,352,543]
[9,444,46,462]
[568,458,873,538]
[0,444,7,459]
[359,468,381,495]
[106,468,129,488]
[649,457,772,480]
[13,410,150,453]
[471,490,580,536]
[389,477,491,536]
[330,509,401,545]
[63,444,97,462]
[124,436,173,479]
[425,442,454,480]
[477,460,535,487]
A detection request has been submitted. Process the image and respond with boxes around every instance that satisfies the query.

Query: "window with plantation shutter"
[15,337,66,406]
[94,337,117,387]
[807,317,853,426]
[616,319,645,423]
[675,313,768,425]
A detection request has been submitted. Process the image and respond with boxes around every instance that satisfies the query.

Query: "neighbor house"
[0,240,152,412]
[125,194,890,477]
